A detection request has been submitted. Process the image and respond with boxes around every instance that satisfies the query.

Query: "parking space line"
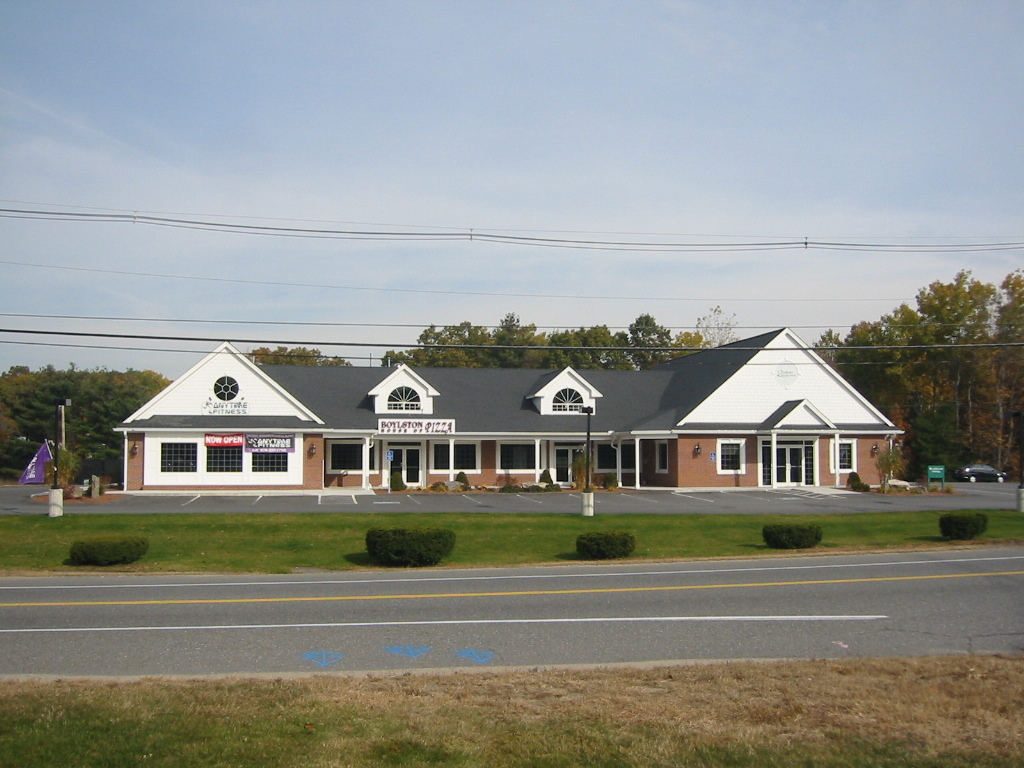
[619,493,658,503]
[252,496,263,505]
[462,495,483,505]
[672,493,716,503]
[515,494,543,504]
[181,496,200,507]
[406,496,422,505]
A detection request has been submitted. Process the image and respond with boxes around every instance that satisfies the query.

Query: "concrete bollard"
[48,487,63,518]
[582,491,595,517]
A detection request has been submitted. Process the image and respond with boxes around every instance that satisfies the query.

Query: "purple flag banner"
[19,442,53,485]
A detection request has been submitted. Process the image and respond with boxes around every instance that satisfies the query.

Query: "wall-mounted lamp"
[871,444,879,456]
[129,444,138,457]
[693,443,702,457]
[308,444,317,457]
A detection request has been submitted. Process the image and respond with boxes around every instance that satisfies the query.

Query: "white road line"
[406,496,422,505]
[0,615,890,634]
[253,496,263,505]
[672,493,715,503]
[4,555,1019,592]
[181,496,200,507]
[461,494,483,505]
[515,494,543,504]
[619,493,658,503]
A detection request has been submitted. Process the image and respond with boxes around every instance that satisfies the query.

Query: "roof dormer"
[368,365,440,415]
[531,367,603,415]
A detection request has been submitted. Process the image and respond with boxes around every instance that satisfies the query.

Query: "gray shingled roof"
[122,329,884,436]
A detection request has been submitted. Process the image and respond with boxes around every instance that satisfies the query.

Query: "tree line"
[820,269,1023,479]
[380,307,738,370]
[0,367,169,480]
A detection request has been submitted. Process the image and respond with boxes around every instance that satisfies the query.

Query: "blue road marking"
[386,645,433,659]
[456,648,495,664]
[302,650,344,667]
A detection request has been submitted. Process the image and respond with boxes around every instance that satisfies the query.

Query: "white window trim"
[498,441,538,471]
[831,438,857,473]
[430,441,482,474]
[326,440,377,474]
[655,440,669,473]
[716,439,746,474]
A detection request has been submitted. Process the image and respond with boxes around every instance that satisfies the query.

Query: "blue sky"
[1,1,1021,376]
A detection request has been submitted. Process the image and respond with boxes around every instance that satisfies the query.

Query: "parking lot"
[1,482,1019,516]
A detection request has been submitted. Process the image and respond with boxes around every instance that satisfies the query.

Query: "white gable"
[123,342,322,423]
[678,329,895,429]
[531,367,603,415]
[368,364,440,415]
[769,399,836,430]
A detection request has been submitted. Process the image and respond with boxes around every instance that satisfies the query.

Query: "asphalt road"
[1,482,1020,516]
[1,547,1021,677]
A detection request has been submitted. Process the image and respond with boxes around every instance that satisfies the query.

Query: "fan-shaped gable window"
[552,388,584,412]
[387,386,421,411]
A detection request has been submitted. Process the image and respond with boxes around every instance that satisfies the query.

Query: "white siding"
[681,333,891,427]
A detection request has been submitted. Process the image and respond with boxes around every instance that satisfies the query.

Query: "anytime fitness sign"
[377,419,455,435]
[205,434,295,452]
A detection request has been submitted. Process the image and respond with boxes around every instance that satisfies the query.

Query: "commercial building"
[117,329,900,492]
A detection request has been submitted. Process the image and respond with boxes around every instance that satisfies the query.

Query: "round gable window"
[213,376,239,401]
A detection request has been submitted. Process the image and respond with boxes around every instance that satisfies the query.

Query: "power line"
[1,312,1019,332]
[2,327,1022,352]
[3,206,1023,253]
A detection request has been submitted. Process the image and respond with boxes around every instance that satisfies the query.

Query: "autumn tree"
[250,346,351,366]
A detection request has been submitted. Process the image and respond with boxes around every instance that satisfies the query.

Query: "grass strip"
[0,655,1021,767]
[0,509,1021,573]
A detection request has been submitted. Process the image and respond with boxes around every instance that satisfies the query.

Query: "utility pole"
[49,398,71,518]
[1013,411,1024,514]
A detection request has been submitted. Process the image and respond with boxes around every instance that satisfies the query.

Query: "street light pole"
[581,406,594,516]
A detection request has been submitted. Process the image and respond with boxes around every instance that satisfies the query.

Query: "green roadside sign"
[928,465,946,490]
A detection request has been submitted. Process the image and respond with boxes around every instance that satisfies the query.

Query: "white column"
[634,439,641,489]
[534,439,541,483]
[770,431,778,489]
[833,434,841,488]
[448,438,455,482]
[615,439,623,487]
[362,437,370,490]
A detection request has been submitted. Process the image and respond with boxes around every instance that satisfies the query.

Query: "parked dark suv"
[953,464,1007,483]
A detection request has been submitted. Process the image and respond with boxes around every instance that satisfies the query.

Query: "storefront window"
[253,453,288,472]
[160,443,197,473]
[207,446,243,472]
[500,443,536,470]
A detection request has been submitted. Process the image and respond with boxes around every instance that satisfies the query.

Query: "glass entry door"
[555,446,583,484]
[761,440,815,486]
[389,446,421,486]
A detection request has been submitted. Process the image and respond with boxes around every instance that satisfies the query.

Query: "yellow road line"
[1,569,1022,609]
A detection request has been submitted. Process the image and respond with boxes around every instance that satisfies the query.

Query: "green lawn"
[0,509,1020,573]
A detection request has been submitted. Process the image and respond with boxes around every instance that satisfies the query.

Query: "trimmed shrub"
[69,536,149,566]
[601,473,619,490]
[846,472,871,492]
[365,527,456,567]
[390,471,407,491]
[455,471,469,488]
[498,484,523,493]
[762,523,823,550]
[576,531,636,560]
[542,483,561,492]
[939,513,989,540]
[539,469,554,485]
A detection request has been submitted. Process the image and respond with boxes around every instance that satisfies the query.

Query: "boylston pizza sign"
[377,419,455,435]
